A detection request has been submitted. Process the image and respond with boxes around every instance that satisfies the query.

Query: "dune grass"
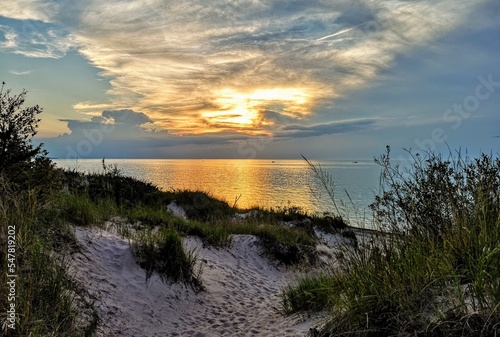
[0,178,97,336]
[0,154,346,335]
[131,227,204,291]
[55,193,118,227]
[282,149,500,336]
[122,203,316,265]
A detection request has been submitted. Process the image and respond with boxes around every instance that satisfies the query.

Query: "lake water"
[54,159,382,224]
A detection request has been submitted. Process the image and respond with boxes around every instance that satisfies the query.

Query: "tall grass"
[0,178,95,336]
[282,148,500,336]
[56,193,117,227]
[131,227,203,291]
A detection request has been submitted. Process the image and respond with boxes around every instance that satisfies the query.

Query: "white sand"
[70,226,318,337]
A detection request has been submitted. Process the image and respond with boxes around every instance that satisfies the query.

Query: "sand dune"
[70,226,318,336]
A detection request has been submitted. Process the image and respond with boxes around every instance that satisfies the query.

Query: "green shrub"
[371,147,500,238]
[125,204,172,227]
[240,204,311,225]
[61,168,166,208]
[281,272,340,314]
[0,85,97,336]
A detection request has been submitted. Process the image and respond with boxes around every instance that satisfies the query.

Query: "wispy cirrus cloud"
[0,25,16,48]
[0,0,58,22]
[0,16,77,58]
[9,69,31,76]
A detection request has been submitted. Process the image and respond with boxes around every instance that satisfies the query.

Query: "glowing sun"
[201,88,311,131]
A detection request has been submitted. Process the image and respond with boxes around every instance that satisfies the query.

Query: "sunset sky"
[0,0,499,159]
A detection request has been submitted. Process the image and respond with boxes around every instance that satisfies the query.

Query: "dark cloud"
[43,108,379,158]
[59,109,153,133]
[101,109,153,126]
[278,118,378,138]
[42,109,253,158]
[59,119,104,132]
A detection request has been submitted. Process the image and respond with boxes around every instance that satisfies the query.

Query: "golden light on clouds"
[201,87,311,134]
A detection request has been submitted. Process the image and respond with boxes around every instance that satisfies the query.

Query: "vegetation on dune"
[282,147,500,337]
[120,201,318,265]
[230,221,317,265]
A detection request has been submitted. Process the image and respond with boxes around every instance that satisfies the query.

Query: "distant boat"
[353,161,358,163]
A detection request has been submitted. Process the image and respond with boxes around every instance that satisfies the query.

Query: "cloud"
[41,109,251,158]
[9,69,31,75]
[2,0,487,143]
[278,118,379,138]
[101,109,153,126]
[43,108,377,158]
[0,17,76,58]
[58,109,154,140]
[0,25,16,48]
[0,0,58,22]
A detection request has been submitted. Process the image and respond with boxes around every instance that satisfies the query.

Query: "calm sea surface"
[54,159,382,223]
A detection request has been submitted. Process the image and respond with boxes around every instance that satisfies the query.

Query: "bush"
[311,215,348,233]
[282,148,500,337]
[223,219,317,265]
[174,219,232,247]
[61,168,165,208]
[281,272,339,314]
[56,194,117,227]
[0,86,43,170]
[371,147,500,238]
[171,190,233,221]
[125,204,173,227]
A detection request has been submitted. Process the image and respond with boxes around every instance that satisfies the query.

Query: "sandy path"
[70,227,315,337]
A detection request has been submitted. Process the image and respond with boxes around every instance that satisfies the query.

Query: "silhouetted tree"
[0,83,46,171]
[0,83,57,192]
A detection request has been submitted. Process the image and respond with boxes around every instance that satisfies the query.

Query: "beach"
[70,225,326,337]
